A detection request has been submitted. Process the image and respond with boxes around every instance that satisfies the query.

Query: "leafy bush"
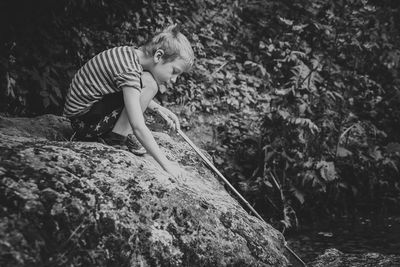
[167,0,400,229]
[1,0,400,230]
[214,0,400,229]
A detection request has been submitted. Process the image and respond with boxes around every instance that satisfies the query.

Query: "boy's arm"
[123,87,182,177]
[147,100,160,111]
[148,100,180,131]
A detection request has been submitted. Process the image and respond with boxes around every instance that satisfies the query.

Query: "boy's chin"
[159,84,167,93]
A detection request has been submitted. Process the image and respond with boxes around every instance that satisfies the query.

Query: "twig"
[69,131,77,142]
[335,123,357,158]
[211,61,229,75]
[296,65,319,91]
[44,221,89,267]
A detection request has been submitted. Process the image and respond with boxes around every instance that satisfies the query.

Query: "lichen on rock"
[0,114,289,266]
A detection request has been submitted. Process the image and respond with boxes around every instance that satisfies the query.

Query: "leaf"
[297,129,306,144]
[291,50,306,59]
[264,151,275,162]
[370,147,383,161]
[81,35,93,47]
[53,86,62,98]
[292,188,305,204]
[51,202,64,215]
[298,103,307,115]
[275,88,292,95]
[6,72,16,98]
[278,16,293,26]
[383,158,399,173]
[288,117,319,134]
[336,147,353,157]
[351,186,358,196]
[40,91,49,97]
[278,110,290,119]
[49,94,59,106]
[263,180,273,188]
[339,182,349,189]
[214,156,224,165]
[386,143,400,154]
[43,97,50,108]
[316,161,337,181]
[292,24,308,32]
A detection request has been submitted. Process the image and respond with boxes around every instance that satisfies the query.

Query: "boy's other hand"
[157,106,180,131]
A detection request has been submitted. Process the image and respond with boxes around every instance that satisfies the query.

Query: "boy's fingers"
[174,118,180,130]
[160,110,180,131]
[170,115,180,130]
[160,109,180,131]
[168,118,178,131]
[168,119,174,129]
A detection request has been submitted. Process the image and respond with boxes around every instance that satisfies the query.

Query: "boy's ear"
[154,49,164,63]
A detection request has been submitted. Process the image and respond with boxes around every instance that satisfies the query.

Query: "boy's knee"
[141,72,158,91]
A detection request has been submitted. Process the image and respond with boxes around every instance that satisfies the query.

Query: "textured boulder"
[0,114,289,266]
[310,248,400,267]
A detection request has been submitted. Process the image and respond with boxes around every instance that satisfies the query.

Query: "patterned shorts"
[70,92,124,140]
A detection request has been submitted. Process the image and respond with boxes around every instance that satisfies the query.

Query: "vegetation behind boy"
[63,24,195,179]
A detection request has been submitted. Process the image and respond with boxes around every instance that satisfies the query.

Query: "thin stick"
[177,129,307,267]
[178,129,263,218]
[157,112,306,265]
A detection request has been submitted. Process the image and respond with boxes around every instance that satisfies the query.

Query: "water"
[285,216,400,264]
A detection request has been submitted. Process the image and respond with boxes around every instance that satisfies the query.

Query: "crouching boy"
[63,25,194,178]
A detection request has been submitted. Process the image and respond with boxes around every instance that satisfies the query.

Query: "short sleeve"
[114,71,142,92]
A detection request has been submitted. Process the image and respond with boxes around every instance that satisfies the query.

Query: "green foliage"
[214,0,400,228]
[1,0,400,230]
[165,0,400,229]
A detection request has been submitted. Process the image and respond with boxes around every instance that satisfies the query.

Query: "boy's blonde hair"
[141,24,194,71]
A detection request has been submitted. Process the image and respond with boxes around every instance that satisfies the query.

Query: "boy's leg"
[70,71,158,155]
[70,92,124,141]
[112,72,159,136]
[108,72,158,155]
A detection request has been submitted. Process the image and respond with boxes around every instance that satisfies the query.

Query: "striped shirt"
[63,46,143,118]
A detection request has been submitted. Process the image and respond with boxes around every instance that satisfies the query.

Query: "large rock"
[0,115,289,266]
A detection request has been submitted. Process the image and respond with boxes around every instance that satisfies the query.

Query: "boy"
[63,25,194,178]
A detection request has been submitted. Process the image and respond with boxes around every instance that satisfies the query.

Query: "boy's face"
[151,50,187,87]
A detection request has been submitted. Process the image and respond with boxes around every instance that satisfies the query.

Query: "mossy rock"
[0,114,289,267]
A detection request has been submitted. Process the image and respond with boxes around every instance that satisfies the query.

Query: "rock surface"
[310,248,400,267]
[0,115,289,266]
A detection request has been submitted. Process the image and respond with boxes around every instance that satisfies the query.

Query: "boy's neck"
[134,48,154,71]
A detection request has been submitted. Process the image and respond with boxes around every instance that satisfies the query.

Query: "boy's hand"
[157,106,180,131]
[164,162,185,180]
